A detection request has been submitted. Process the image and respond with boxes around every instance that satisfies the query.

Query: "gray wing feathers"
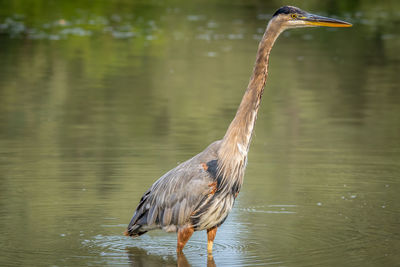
[126,141,221,234]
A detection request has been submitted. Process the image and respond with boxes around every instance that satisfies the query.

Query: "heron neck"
[219,20,283,158]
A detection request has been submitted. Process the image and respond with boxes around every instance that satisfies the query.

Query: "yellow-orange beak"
[301,14,352,27]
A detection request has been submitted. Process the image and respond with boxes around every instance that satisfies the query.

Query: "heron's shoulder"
[169,140,222,170]
[204,140,223,151]
[196,140,222,161]
[151,140,222,186]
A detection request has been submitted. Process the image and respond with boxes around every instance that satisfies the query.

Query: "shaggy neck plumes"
[217,18,285,185]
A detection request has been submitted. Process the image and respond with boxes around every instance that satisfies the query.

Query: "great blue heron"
[124,6,352,253]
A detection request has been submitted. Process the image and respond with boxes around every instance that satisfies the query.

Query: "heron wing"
[126,141,221,233]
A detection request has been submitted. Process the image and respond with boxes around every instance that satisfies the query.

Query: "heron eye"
[291,14,297,19]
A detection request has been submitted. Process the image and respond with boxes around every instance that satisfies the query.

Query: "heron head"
[272,6,352,29]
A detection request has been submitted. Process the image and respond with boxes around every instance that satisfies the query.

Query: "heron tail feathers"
[124,224,148,237]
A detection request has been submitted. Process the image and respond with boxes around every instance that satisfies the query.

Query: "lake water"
[0,1,399,266]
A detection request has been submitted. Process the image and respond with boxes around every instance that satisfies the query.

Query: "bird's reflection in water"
[126,247,176,267]
[126,247,216,267]
[206,254,217,267]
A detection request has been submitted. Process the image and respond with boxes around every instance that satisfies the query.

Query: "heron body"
[125,6,351,253]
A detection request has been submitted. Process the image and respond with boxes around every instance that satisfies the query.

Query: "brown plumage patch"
[234,192,239,199]
[201,162,208,171]
[208,182,217,195]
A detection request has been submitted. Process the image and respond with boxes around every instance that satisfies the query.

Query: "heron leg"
[177,226,194,253]
[207,226,218,253]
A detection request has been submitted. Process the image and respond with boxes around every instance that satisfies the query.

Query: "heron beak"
[301,14,352,27]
